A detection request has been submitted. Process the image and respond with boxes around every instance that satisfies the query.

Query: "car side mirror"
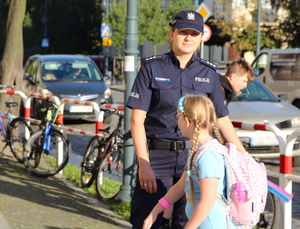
[278,94,288,101]
[24,74,36,85]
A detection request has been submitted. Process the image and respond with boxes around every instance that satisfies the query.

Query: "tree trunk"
[0,0,26,114]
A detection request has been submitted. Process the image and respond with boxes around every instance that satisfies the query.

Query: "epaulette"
[198,58,217,71]
[144,55,165,63]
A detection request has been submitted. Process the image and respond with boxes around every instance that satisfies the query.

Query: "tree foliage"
[107,0,127,55]
[23,0,103,58]
[208,0,300,55]
[270,0,300,48]
[107,0,194,55]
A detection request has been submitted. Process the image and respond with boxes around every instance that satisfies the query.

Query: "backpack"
[191,141,268,229]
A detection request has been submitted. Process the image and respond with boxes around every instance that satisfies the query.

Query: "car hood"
[42,81,108,95]
[228,100,300,125]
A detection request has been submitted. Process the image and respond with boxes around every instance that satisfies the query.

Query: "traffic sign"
[201,24,212,42]
[101,24,112,38]
[102,37,112,46]
[41,38,49,48]
[197,2,212,22]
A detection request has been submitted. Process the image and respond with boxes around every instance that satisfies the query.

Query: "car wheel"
[292,99,300,109]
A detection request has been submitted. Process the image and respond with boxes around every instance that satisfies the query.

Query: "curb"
[0,213,10,229]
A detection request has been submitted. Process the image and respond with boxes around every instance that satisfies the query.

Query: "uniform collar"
[169,50,197,69]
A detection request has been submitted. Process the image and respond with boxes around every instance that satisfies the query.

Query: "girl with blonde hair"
[143,94,236,229]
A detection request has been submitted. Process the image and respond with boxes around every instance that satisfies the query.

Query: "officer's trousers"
[130,148,189,229]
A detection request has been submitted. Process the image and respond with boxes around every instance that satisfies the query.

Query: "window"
[252,53,268,76]
[270,54,300,81]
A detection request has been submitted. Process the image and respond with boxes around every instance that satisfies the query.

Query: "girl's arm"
[142,172,187,229]
[217,116,246,153]
[184,177,218,229]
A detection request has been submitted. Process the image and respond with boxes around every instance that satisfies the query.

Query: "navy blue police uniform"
[126,50,229,229]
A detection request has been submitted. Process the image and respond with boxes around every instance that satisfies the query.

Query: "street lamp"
[114,0,139,202]
[101,0,109,74]
[256,0,261,56]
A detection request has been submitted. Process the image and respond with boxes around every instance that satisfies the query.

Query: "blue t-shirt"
[185,139,236,229]
[126,51,229,141]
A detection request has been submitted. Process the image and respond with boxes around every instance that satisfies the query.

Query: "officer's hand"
[138,162,157,193]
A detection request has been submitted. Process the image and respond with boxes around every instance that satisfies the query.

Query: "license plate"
[250,136,278,146]
[69,105,93,113]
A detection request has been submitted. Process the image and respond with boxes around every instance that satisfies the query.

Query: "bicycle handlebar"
[0,85,14,89]
[100,108,124,117]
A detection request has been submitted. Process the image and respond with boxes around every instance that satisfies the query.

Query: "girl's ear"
[185,116,193,127]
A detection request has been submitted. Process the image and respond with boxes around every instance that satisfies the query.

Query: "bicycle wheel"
[23,128,70,177]
[255,191,281,228]
[95,148,123,199]
[9,117,33,163]
[81,135,100,188]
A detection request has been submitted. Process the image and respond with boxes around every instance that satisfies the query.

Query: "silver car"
[228,79,300,159]
[23,54,113,121]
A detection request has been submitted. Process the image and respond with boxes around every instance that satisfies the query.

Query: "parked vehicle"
[251,49,300,108]
[228,79,300,159]
[23,54,113,121]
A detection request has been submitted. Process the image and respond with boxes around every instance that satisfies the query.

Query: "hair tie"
[178,96,185,113]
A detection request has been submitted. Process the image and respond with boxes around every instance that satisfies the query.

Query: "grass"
[62,162,131,221]
[60,163,260,228]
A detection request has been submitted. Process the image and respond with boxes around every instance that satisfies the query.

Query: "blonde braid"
[188,119,201,209]
[213,123,225,145]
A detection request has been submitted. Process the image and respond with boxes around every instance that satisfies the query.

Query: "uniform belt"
[147,138,191,151]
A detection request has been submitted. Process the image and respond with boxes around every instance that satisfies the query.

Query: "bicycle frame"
[81,108,124,192]
[0,115,8,141]
[0,112,15,142]
[40,99,60,153]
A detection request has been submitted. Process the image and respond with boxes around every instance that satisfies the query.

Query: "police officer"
[126,10,246,229]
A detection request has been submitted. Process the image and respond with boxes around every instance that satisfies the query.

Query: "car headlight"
[100,88,112,103]
[291,117,300,127]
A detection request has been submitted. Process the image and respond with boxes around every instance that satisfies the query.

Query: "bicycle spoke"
[23,129,70,177]
[96,149,123,199]
[9,118,32,163]
[81,136,99,188]
[255,191,281,228]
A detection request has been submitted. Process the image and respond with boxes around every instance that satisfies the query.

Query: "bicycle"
[23,97,71,177]
[81,107,124,199]
[0,93,33,163]
[255,190,281,229]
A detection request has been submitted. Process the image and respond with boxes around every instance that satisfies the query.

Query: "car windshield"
[41,61,103,81]
[232,79,278,102]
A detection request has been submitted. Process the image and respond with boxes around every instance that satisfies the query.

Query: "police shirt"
[126,50,229,141]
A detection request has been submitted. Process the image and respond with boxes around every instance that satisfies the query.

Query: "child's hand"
[142,213,157,229]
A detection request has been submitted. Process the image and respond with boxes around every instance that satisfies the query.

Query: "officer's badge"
[187,12,195,21]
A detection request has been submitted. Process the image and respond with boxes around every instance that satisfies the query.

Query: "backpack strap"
[216,194,232,229]
[192,142,234,229]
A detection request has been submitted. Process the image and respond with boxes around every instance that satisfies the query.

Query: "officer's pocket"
[192,82,213,95]
[151,80,178,108]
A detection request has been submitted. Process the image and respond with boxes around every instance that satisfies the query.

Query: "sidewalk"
[109,84,126,93]
[0,144,131,229]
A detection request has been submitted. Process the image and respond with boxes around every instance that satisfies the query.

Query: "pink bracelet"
[158,197,171,209]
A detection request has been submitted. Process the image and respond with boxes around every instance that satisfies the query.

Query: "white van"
[251,49,300,108]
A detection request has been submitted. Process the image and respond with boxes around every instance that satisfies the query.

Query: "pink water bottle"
[232,182,248,203]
